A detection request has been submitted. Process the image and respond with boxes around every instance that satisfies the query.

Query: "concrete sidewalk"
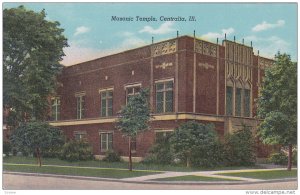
[4,162,295,184]
[122,168,290,182]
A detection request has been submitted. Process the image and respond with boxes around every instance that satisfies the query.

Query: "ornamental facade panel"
[151,40,177,57]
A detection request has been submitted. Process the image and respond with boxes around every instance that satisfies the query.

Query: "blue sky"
[3,3,298,66]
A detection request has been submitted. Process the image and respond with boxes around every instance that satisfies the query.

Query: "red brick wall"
[195,53,218,114]
[59,119,225,157]
[54,35,270,158]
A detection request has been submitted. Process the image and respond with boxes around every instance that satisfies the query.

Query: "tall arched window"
[244,83,251,117]
[235,81,242,116]
[226,79,234,116]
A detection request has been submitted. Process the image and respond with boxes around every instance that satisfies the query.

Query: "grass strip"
[218,170,297,180]
[3,164,160,179]
[152,175,240,181]
[3,156,262,172]
[3,163,161,172]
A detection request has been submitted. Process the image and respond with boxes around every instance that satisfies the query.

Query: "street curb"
[3,171,297,186]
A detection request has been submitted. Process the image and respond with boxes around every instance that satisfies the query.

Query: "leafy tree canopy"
[170,121,218,167]
[257,53,297,146]
[10,121,64,166]
[116,89,151,137]
[116,88,151,171]
[3,6,68,124]
[224,125,256,166]
[257,53,296,170]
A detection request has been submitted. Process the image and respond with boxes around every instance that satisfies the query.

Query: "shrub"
[3,141,12,157]
[224,125,256,166]
[191,141,225,167]
[170,121,221,167]
[143,133,174,165]
[103,150,121,162]
[268,152,288,165]
[42,146,62,158]
[60,140,94,161]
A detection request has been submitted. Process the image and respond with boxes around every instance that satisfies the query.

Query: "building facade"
[49,35,274,161]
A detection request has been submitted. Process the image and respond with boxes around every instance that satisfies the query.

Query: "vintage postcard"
[2,2,298,194]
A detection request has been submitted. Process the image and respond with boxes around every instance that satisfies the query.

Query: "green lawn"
[3,156,262,172]
[3,164,160,179]
[152,175,240,181]
[218,170,297,180]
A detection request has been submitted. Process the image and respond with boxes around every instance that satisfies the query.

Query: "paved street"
[3,173,297,190]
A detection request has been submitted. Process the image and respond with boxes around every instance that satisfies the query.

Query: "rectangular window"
[74,131,86,141]
[244,89,251,117]
[235,88,242,116]
[100,133,113,152]
[131,137,137,152]
[226,86,233,115]
[76,95,85,119]
[156,80,173,113]
[155,131,173,143]
[126,85,140,104]
[51,97,60,121]
[100,90,113,117]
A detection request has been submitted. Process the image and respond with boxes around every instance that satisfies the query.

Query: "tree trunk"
[186,155,191,168]
[128,137,132,171]
[36,148,42,167]
[287,144,292,171]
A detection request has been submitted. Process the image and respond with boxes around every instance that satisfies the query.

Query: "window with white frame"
[155,80,173,113]
[125,84,141,104]
[76,94,85,119]
[100,89,113,117]
[100,132,113,152]
[235,81,242,117]
[51,97,60,121]
[74,131,87,141]
[155,130,173,142]
[226,80,233,116]
[244,83,251,117]
[130,137,137,152]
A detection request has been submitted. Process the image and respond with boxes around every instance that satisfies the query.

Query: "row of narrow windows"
[74,131,172,152]
[51,80,174,121]
[51,80,252,121]
[226,86,251,117]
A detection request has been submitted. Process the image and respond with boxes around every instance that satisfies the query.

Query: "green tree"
[116,89,151,171]
[3,6,68,125]
[10,121,64,166]
[257,53,297,171]
[170,121,218,167]
[224,125,256,166]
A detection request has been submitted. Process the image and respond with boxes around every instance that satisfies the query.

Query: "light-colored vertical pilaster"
[216,45,220,115]
[193,38,196,113]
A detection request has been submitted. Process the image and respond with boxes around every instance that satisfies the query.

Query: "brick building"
[49,35,274,161]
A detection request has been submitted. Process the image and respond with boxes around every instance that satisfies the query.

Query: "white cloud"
[61,33,148,66]
[119,31,135,37]
[201,27,235,40]
[139,21,175,35]
[244,35,290,58]
[120,36,147,48]
[252,20,285,32]
[74,26,90,36]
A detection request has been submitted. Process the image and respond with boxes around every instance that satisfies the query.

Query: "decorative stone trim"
[74,91,86,97]
[198,62,215,70]
[258,57,274,69]
[49,113,224,126]
[195,40,217,57]
[151,40,177,57]
[155,62,173,69]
